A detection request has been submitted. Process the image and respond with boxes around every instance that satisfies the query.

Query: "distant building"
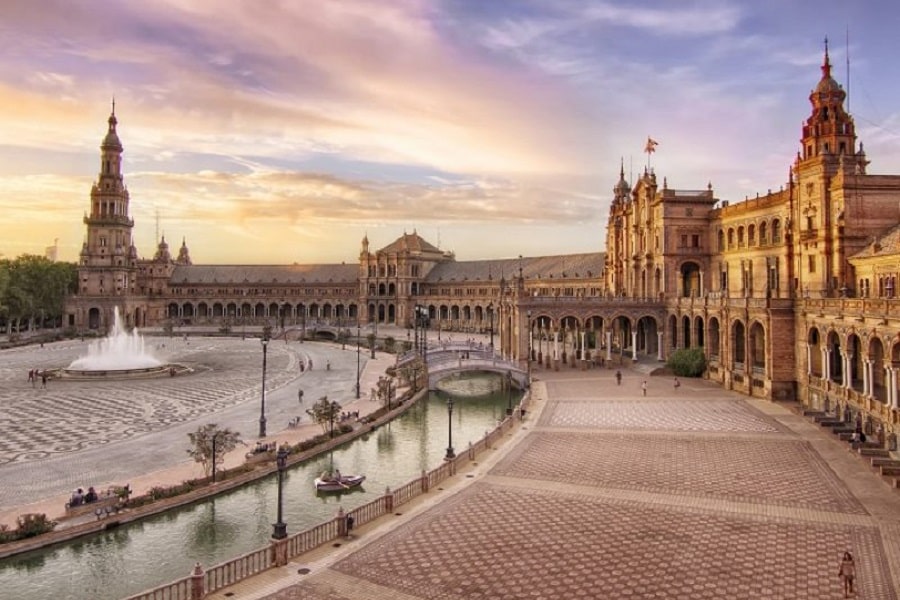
[65,46,900,446]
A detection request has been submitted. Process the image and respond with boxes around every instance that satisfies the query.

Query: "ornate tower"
[77,104,138,299]
[793,40,868,294]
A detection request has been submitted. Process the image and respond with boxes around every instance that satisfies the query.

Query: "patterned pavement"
[213,368,900,600]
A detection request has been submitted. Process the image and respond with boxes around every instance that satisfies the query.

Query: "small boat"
[314,472,366,493]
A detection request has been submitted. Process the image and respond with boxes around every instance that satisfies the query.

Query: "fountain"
[64,307,173,378]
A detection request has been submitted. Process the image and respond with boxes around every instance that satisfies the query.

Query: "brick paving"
[213,367,900,600]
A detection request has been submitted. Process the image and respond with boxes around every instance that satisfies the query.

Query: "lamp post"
[210,431,221,483]
[355,320,361,399]
[259,335,269,438]
[527,310,532,387]
[488,302,494,351]
[444,395,455,461]
[272,446,288,540]
[506,370,513,415]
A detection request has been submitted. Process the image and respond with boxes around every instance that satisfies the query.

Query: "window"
[808,255,816,273]
[692,234,700,248]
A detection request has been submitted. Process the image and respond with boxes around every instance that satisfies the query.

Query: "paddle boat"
[314,471,366,493]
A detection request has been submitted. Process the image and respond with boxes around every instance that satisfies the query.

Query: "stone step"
[818,419,845,427]
[858,446,890,457]
[832,426,855,435]
[871,458,900,469]
[805,410,827,420]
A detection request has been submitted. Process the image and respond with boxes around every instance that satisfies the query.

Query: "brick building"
[66,46,900,444]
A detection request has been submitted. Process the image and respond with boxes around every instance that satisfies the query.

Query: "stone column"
[806,344,812,375]
[657,331,664,361]
[191,562,205,600]
[271,537,288,567]
[864,359,873,397]
[823,348,831,382]
[631,331,638,362]
[605,331,612,362]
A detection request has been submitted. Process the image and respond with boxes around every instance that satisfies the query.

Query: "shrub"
[16,513,56,538]
[666,347,706,377]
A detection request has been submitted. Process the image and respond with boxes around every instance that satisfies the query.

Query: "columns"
[631,331,638,362]
[806,344,812,375]
[657,331,664,361]
[822,348,830,381]
[842,352,852,389]
[864,359,873,397]
[605,331,612,362]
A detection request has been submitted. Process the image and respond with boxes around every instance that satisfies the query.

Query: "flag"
[644,137,659,154]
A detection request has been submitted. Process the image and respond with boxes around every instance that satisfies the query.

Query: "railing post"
[468,441,475,460]
[191,562,206,600]
[384,486,393,513]
[336,507,347,538]
[271,537,289,567]
[421,469,429,492]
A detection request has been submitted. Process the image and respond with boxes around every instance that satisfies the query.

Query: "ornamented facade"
[66,47,900,444]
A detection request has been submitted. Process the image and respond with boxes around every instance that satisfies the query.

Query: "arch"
[772,218,781,243]
[197,302,209,318]
[847,334,862,392]
[682,315,691,347]
[717,229,724,251]
[322,303,333,319]
[737,226,745,246]
[749,321,765,372]
[668,314,678,349]
[213,303,224,317]
[388,304,396,323]
[636,315,659,358]
[241,302,252,317]
[654,267,662,296]
[368,302,376,323]
[869,336,886,403]
[309,303,320,319]
[808,327,822,377]
[182,303,194,318]
[680,262,701,297]
[88,307,101,330]
[348,304,358,319]
[463,305,472,321]
[451,305,460,321]
[694,315,705,348]
[226,303,238,318]
[168,303,179,318]
[827,330,843,384]
[708,317,720,360]
[727,228,735,249]
[378,303,386,323]
[748,224,756,246]
[378,283,386,296]
[388,282,396,295]
[759,221,768,244]
[732,320,746,367]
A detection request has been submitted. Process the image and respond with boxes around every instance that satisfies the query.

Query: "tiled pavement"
[207,369,900,600]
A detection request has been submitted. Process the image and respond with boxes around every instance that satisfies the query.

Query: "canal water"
[0,374,521,600]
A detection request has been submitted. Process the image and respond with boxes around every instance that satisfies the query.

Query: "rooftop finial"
[111,96,116,116]
[822,36,832,78]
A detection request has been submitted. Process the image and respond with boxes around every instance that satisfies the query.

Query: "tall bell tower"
[792,40,868,295]
[77,102,139,299]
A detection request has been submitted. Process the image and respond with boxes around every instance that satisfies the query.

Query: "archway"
[869,336,886,403]
[808,328,822,377]
[694,315,705,348]
[668,314,678,349]
[708,318,720,361]
[88,307,101,330]
[680,262,701,297]
[749,321,766,373]
[636,316,658,358]
[732,320,746,368]
[827,331,843,385]
[682,315,691,347]
[847,334,862,392]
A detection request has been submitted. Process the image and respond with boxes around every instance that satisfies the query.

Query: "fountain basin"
[55,364,192,381]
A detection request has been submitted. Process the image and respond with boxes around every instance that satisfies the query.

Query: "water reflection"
[0,374,521,600]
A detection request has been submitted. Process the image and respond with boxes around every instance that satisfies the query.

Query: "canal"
[0,374,521,600]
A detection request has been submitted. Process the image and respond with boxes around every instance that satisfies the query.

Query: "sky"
[1,0,899,265]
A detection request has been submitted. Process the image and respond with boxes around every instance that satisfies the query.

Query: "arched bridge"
[399,342,528,390]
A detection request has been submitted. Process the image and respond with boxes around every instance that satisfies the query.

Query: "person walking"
[641,380,647,397]
[615,370,622,386]
[673,377,680,391]
[838,551,856,597]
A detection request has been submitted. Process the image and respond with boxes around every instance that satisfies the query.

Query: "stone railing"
[124,393,531,600]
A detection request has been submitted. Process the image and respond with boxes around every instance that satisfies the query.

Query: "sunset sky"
[1,1,899,264]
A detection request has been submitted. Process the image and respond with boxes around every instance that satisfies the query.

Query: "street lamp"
[272,446,288,540]
[210,431,222,483]
[355,320,361,399]
[527,310,532,387]
[488,302,494,351]
[506,370,513,416]
[259,335,269,438]
[444,395,455,461]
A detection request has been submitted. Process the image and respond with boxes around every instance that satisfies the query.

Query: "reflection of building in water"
[66,47,900,446]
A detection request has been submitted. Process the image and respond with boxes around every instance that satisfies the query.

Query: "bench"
[64,490,122,519]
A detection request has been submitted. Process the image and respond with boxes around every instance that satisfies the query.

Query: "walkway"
[204,366,900,599]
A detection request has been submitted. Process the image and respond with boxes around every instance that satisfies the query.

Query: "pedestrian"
[28,369,34,384]
[673,377,680,390]
[615,370,622,385]
[298,389,304,404]
[41,372,48,388]
[838,551,856,598]
[641,380,647,397]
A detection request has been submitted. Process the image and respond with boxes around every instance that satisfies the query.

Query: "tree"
[376,375,396,408]
[306,395,342,437]
[187,424,242,478]
[383,336,396,354]
[666,347,707,377]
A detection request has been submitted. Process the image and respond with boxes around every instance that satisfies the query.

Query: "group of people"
[250,441,276,455]
[68,486,99,507]
[27,368,48,388]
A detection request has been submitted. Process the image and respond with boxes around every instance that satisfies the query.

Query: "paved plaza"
[0,332,390,525]
[206,369,900,600]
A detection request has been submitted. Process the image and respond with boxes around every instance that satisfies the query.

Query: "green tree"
[306,395,342,437]
[383,336,396,354]
[666,347,707,377]
[1,255,76,333]
[187,424,242,478]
